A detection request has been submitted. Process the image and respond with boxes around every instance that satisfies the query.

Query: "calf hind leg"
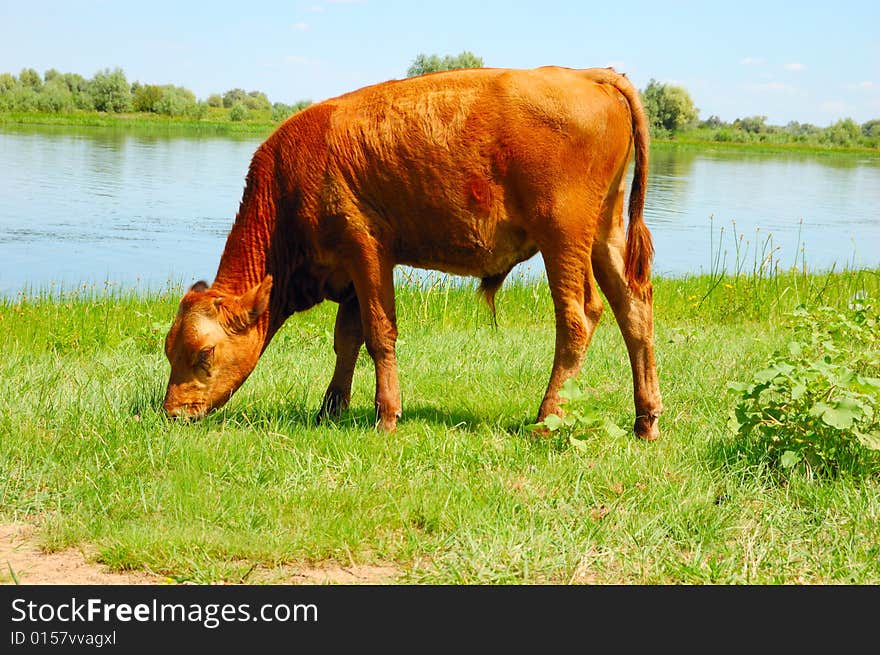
[537,254,605,424]
[592,233,663,441]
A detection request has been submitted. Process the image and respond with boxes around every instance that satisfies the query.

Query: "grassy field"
[653,136,880,157]
[0,108,277,135]
[1,267,879,584]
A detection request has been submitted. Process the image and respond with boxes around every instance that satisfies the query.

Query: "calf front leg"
[317,295,364,423]
[346,243,401,432]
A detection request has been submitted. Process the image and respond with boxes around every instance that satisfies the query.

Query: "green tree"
[222,88,248,108]
[7,86,39,111]
[406,51,484,77]
[861,119,880,138]
[132,84,163,112]
[189,101,209,120]
[36,78,74,112]
[154,85,197,116]
[271,99,312,122]
[61,72,89,95]
[244,90,271,111]
[0,72,16,94]
[90,67,131,112]
[640,79,699,136]
[19,68,43,91]
[700,115,725,129]
[228,101,249,121]
[734,115,768,134]
[823,118,861,146]
[207,93,223,108]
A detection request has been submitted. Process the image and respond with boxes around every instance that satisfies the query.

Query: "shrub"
[862,119,880,138]
[271,102,292,122]
[132,84,163,112]
[207,93,223,108]
[90,68,131,112]
[822,118,861,147]
[271,99,311,122]
[244,90,271,111]
[61,72,90,95]
[733,115,768,134]
[713,128,750,143]
[222,88,248,108]
[154,85,197,117]
[0,72,15,94]
[35,78,74,112]
[529,379,626,448]
[6,86,39,111]
[700,115,725,129]
[728,296,880,477]
[228,102,248,121]
[19,68,42,91]
[188,101,209,120]
[406,51,484,77]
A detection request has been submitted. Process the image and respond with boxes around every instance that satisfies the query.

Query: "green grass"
[0,108,277,136]
[654,137,880,158]
[655,127,880,157]
[2,268,879,584]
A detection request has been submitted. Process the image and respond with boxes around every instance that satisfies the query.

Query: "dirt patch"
[0,523,402,585]
[1,523,159,585]
[248,562,402,585]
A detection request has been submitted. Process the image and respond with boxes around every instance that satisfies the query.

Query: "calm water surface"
[1,125,878,296]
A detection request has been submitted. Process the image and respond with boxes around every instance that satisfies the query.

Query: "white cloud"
[747,82,796,94]
[740,57,765,66]
[842,80,876,92]
[820,100,847,115]
[293,21,309,31]
[784,62,807,71]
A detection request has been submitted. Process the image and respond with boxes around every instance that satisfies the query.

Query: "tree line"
[0,67,311,122]
[2,56,878,147]
[642,79,879,147]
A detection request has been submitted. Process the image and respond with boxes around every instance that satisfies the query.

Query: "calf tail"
[478,271,509,328]
[607,71,654,295]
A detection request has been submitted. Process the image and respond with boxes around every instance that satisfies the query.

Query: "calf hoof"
[634,413,661,441]
[530,408,563,438]
[376,408,402,433]
[529,424,551,438]
[317,390,349,424]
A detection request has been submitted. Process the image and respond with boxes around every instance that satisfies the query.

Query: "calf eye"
[196,346,215,367]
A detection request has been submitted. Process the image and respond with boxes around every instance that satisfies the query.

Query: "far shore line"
[2,110,879,157]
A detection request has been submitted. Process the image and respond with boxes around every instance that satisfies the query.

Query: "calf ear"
[239,275,273,325]
[190,280,210,293]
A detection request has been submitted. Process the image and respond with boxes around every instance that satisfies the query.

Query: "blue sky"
[1,0,878,125]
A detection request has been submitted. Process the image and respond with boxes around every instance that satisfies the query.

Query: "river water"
[1,125,878,296]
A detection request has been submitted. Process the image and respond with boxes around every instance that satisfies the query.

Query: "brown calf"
[163,66,663,439]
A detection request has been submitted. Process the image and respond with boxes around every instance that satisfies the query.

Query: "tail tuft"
[478,272,509,327]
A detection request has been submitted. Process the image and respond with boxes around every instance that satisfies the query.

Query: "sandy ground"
[1,523,400,585]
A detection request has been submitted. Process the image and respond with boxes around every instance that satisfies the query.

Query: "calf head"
[163,275,273,418]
